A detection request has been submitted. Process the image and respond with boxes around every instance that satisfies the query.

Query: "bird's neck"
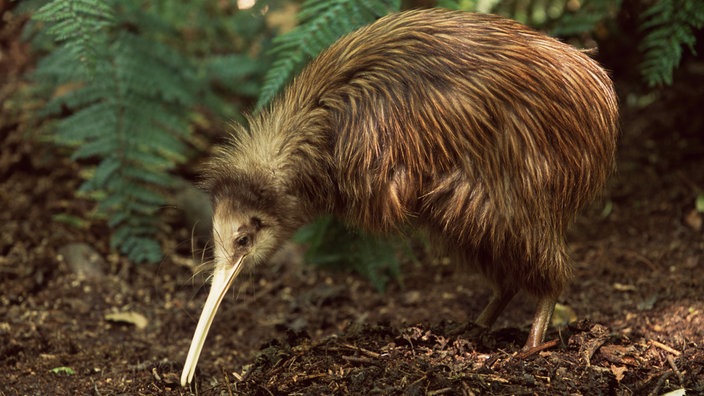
[249,101,337,219]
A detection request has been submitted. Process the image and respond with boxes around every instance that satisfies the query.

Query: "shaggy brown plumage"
[191,9,618,380]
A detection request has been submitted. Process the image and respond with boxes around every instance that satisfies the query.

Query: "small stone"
[58,243,106,278]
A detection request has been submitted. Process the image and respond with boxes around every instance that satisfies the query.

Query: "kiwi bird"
[181,8,618,386]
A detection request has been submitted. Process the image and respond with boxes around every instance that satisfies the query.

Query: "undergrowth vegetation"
[23,0,702,286]
[24,0,267,262]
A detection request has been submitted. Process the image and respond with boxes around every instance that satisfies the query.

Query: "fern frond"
[639,0,704,86]
[293,216,408,291]
[33,0,115,76]
[486,0,618,35]
[205,54,261,95]
[435,0,478,11]
[36,29,198,262]
[28,0,271,263]
[550,0,620,36]
[111,228,163,264]
[255,0,400,110]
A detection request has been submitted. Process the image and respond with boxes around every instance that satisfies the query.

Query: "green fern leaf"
[551,0,619,37]
[54,104,114,145]
[90,159,121,187]
[72,135,118,160]
[111,231,162,264]
[255,0,400,110]
[31,4,203,263]
[639,0,704,86]
[27,0,272,263]
[293,216,409,292]
[204,54,260,94]
[33,0,115,75]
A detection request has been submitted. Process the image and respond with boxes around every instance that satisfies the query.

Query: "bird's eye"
[235,235,250,247]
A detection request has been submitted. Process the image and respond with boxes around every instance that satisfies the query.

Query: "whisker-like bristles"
[212,227,224,251]
[200,239,211,263]
[189,221,200,263]
[190,259,216,281]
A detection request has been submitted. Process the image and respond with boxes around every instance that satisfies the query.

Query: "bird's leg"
[524,294,557,349]
[475,288,516,328]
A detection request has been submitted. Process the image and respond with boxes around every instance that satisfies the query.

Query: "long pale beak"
[181,254,246,386]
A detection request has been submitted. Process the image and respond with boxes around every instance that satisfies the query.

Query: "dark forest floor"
[2,5,704,396]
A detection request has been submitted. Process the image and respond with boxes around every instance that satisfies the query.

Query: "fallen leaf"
[571,322,610,365]
[600,344,638,366]
[105,311,148,329]
[696,194,704,213]
[600,200,613,218]
[637,295,658,311]
[609,364,627,382]
[684,208,702,231]
[613,283,637,292]
[660,389,686,396]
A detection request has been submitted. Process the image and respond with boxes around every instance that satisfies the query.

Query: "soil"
[1,6,703,396]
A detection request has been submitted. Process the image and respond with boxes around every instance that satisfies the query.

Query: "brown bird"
[181,8,618,386]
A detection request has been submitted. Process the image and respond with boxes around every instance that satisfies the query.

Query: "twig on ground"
[666,354,685,385]
[650,340,681,356]
[515,338,560,359]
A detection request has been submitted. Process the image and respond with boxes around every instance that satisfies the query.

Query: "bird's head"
[210,196,281,274]
[180,108,331,386]
[180,155,307,386]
